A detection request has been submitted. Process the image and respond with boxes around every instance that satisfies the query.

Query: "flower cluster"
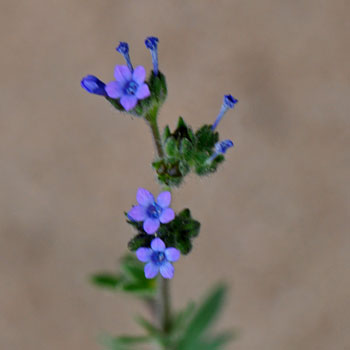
[128,188,178,279]
[81,37,161,112]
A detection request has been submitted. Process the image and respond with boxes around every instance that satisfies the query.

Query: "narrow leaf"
[90,273,122,290]
[178,284,227,349]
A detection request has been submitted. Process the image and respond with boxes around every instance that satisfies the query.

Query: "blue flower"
[105,65,150,111]
[128,188,175,234]
[211,95,238,130]
[81,75,106,95]
[207,139,234,163]
[136,238,180,279]
[116,42,133,73]
[145,36,159,75]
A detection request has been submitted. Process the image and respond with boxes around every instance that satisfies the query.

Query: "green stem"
[145,109,171,340]
[145,107,165,159]
[157,276,171,334]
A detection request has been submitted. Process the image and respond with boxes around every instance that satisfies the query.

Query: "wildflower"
[116,42,133,72]
[105,65,150,111]
[211,95,238,130]
[81,75,106,95]
[136,238,180,279]
[128,188,175,234]
[207,140,234,163]
[145,36,159,75]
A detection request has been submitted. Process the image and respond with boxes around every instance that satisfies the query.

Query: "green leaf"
[122,282,156,296]
[178,284,227,349]
[90,273,122,290]
[90,254,156,297]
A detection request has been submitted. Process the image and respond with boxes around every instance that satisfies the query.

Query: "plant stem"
[157,276,171,333]
[145,107,165,159]
[145,109,171,339]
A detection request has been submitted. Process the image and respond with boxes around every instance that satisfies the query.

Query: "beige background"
[1,0,349,349]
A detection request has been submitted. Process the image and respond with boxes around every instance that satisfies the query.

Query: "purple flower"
[145,36,159,75]
[105,65,150,111]
[211,95,238,130]
[207,140,234,163]
[81,75,106,95]
[136,238,180,279]
[128,188,175,234]
[116,42,133,73]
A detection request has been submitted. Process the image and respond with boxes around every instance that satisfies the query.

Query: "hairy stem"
[157,276,171,334]
[145,107,165,159]
[145,110,171,339]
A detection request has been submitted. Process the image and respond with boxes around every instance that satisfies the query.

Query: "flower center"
[151,251,166,265]
[147,203,162,219]
[124,80,138,95]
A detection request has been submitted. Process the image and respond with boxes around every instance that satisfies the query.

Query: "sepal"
[148,70,167,105]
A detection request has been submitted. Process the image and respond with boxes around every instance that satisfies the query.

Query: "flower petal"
[128,205,147,221]
[157,191,171,208]
[136,248,152,262]
[165,248,180,262]
[120,95,137,111]
[136,188,154,206]
[114,65,132,82]
[144,262,159,279]
[136,83,150,99]
[132,66,146,84]
[151,238,166,252]
[160,262,174,279]
[159,208,175,224]
[105,81,123,98]
[143,218,160,234]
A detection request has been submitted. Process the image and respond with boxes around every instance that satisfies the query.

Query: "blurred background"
[0,0,349,349]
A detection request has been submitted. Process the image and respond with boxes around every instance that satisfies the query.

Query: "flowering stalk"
[83,37,239,350]
[144,111,171,336]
